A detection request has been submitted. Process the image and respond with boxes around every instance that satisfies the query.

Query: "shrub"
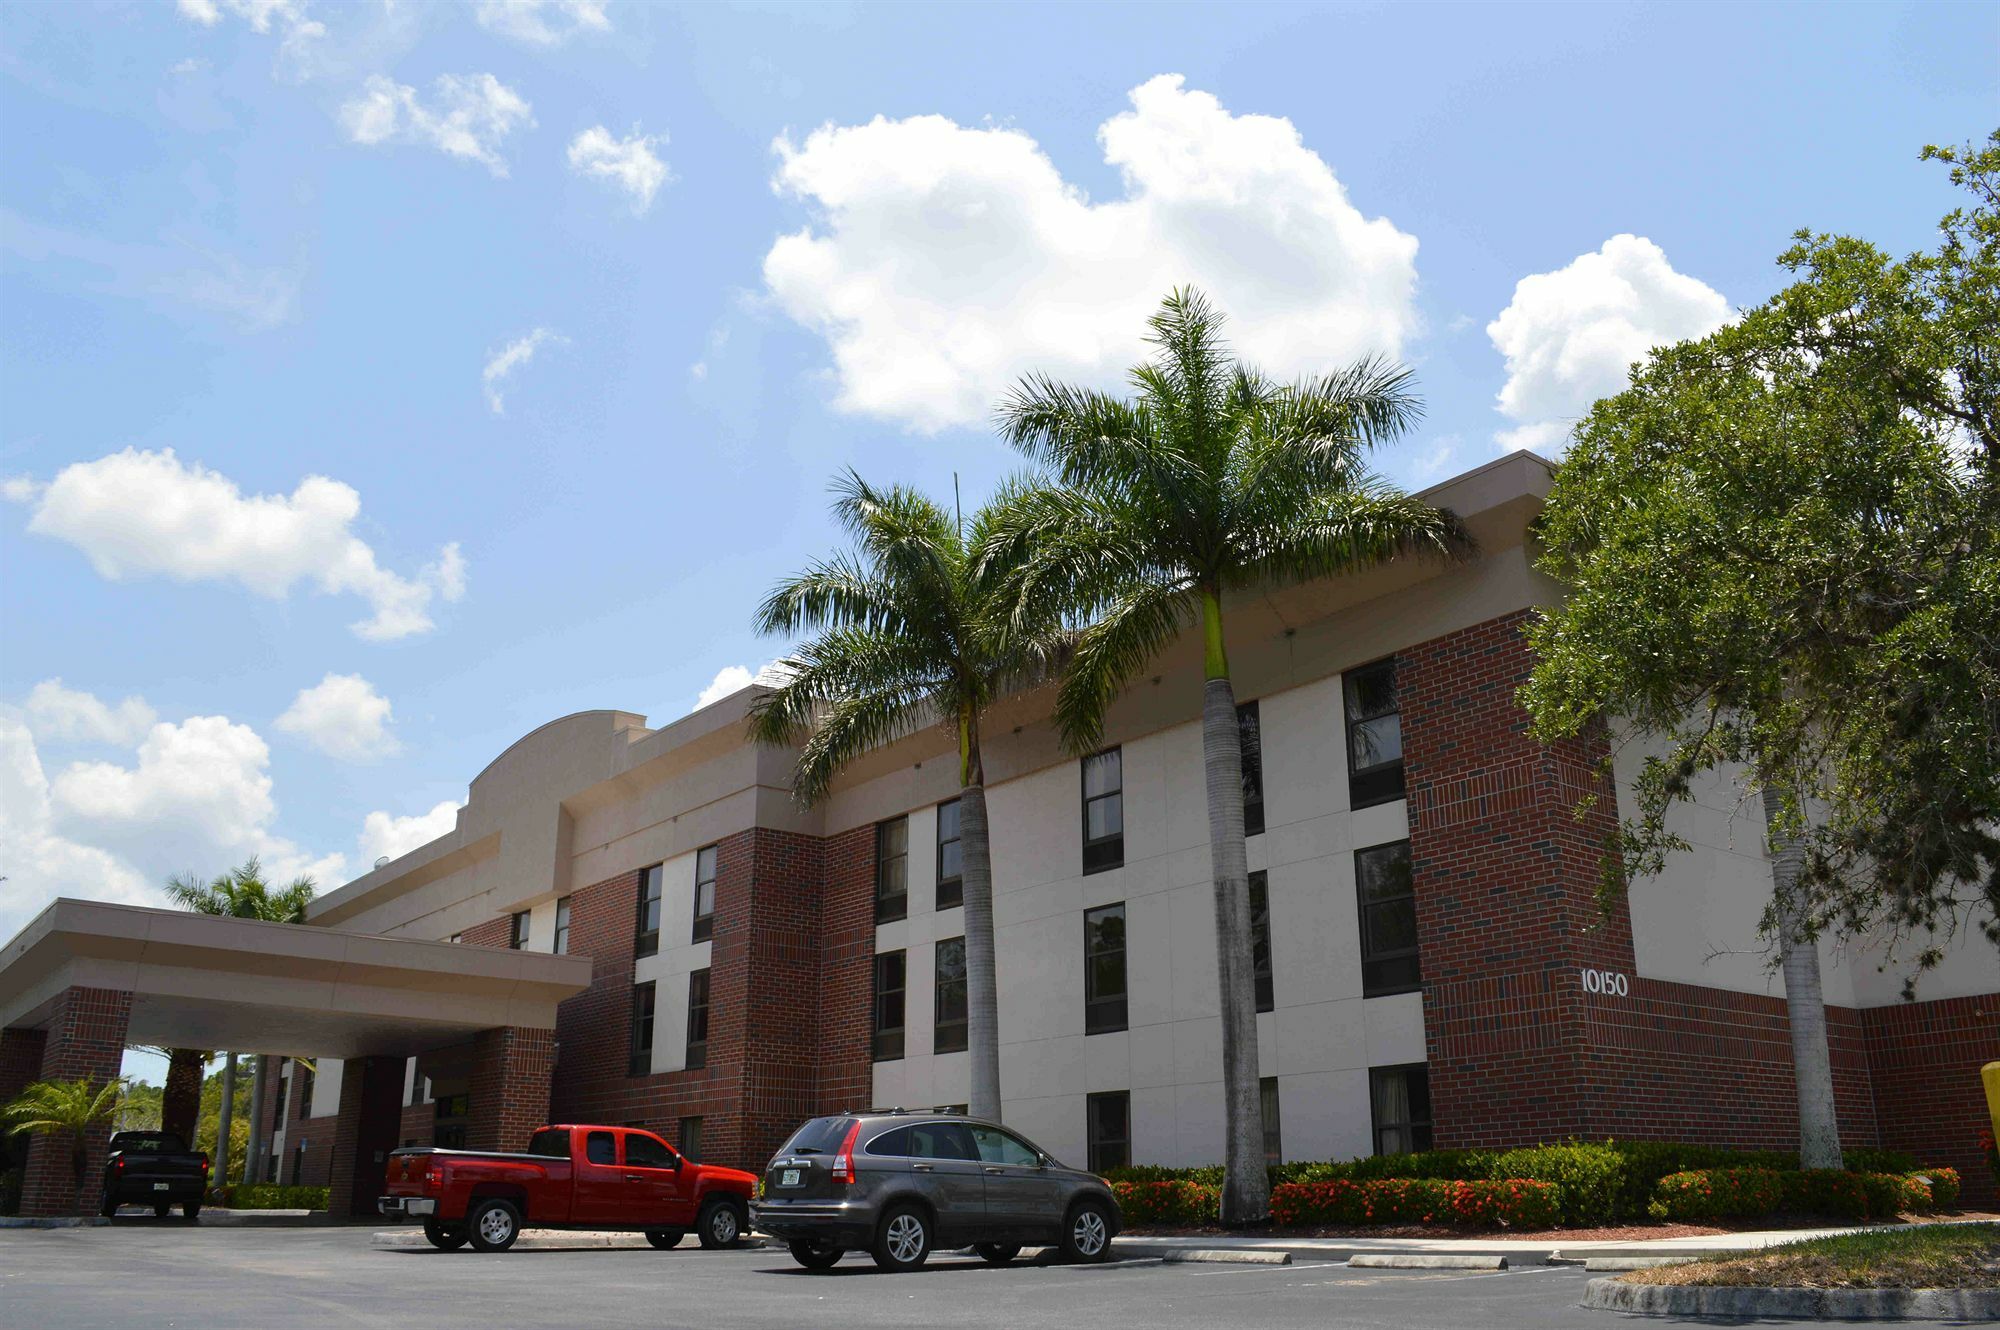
[1109,1180,1219,1225]
[1648,1168,1789,1220]
[212,1184,329,1211]
[1841,1146,1917,1175]
[1345,1148,1496,1182]
[1489,1143,1626,1225]
[1915,1166,1960,1209]
[1781,1169,1871,1219]
[1270,1177,1560,1229]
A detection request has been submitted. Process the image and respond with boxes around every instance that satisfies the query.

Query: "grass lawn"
[1624,1223,2000,1291]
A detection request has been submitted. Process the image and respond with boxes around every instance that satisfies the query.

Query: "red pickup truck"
[379,1124,757,1252]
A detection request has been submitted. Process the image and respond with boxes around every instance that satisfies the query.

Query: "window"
[969,1124,1041,1168]
[677,1116,703,1163]
[629,982,656,1076]
[625,1131,676,1169]
[778,1116,855,1156]
[509,910,530,950]
[1355,840,1420,996]
[906,1120,975,1160]
[875,818,909,922]
[1249,871,1274,1013]
[1081,748,1124,874]
[1238,701,1265,836]
[1344,658,1404,807]
[872,951,906,1060]
[1370,1064,1433,1155]
[1261,1076,1283,1164]
[636,863,663,958]
[685,969,711,1070]
[296,1062,314,1119]
[691,845,717,942]
[1086,1091,1129,1174]
[528,1128,569,1158]
[553,896,572,955]
[585,1130,617,1166]
[934,937,967,1054]
[935,799,963,911]
[1084,903,1128,1035]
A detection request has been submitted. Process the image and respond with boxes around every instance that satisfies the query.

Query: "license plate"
[153,1182,170,1191]
[780,1169,801,1187]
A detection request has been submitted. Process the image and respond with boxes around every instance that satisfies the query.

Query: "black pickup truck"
[102,1131,209,1219]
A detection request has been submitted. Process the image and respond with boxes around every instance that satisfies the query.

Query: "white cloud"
[696,665,756,710]
[482,327,564,414]
[174,0,326,72]
[1487,234,1730,453]
[339,73,533,177]
[6,447,466,640]
[763,73,1421,433]
[24,680,157,746]
[473,0,609,46]
[358,799,462,867]
[567,125,670,214]
[275,673,398,761]
[0,714,159,942]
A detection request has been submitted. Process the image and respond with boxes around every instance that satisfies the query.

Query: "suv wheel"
[467,1198,522,1252]
[974,1242,1021,1265]
[871,1204,931,1272]
[697,1198,744,1249]
[789,1240,843,1270]
[1060,1200,1112,1263]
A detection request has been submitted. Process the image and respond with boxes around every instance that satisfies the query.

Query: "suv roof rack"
[846,1105,971,1117]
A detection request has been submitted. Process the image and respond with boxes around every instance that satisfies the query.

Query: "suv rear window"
[778,1117,854,1156]
[527,1129,569,1158]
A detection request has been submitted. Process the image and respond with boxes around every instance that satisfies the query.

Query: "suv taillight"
[200,1155,210,1177]
[830,1120,863,1186]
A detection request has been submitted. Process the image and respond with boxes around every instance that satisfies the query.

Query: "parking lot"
[0,1223,1632,1330]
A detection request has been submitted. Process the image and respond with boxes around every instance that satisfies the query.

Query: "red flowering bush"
[1109,1179,1219,1225]
[1268,1177,1559,1229]
[1648,1167,1789,1220]
[1652,1166,1951,1221]
[1918,1165,1960,1209]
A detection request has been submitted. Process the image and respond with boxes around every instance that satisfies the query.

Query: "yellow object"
[1986,1062,2000,1141]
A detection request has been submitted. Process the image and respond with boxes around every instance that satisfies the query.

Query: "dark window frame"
[1238,700,1265,837]
[1249,870,1275,1013]
[1081,748,1124,875]
[1369,1063,1434,1155]
[296,1062,314,1119]
[1344,658,1405,808]
[677,1115,703,1163]
[691,845,718,943]
[684,969,711,1070]
[1261,1075,1283,1164]
[933,936,967,1054]
[1355,839,1421,997]
[552,895,572,955]
[935,799,963,911]
[872,950,906,1061]
[1084,902,1128,1035]
[635,863,664,958]
[629,981,656,1077]
[1086,1090,1130,1174]
[509,910,530,950]
[875,817,909,923]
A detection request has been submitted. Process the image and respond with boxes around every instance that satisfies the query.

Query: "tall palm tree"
[748,471,1064,1121]
[166,858,316,1186]
[3,1077,126,1215]
[989,288,1471,1223]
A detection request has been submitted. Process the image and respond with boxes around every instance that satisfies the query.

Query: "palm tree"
[989,288,1471,1223]
[165,858,316,1186]
[748,471,1064,1121]
[3,1077,126,1215]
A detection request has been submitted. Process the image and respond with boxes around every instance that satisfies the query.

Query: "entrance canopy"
[0,898,593,1058]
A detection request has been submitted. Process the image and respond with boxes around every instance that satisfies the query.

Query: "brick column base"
[18,987,132,1217]
[465,1027,554,1153]
[328,1056,405,1218]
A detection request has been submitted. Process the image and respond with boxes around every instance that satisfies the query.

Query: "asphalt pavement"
[0,1221,1650,1330]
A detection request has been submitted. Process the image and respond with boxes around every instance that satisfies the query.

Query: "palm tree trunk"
[960,780,1003,1121]
[244,1055,268,1185]
[1199,591,1267,1223]
[214,1055,236,1187]
[161,1049,204,1143]
[1760,781,1843,1170]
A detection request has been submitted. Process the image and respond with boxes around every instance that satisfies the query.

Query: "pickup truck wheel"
[423,1219,469,1251]
[975,1242,1022,1265]
[696,1198,744,1249]
[100,1195,119,1220]
[467,1199,522,1252]
[871,1204,931,1272]
[644,1229,685,1250]
[153,1202,172,1219]
[182,1203,201,1221]
[789,1241,842,1270]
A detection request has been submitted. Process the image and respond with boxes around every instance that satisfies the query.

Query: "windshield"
[778,1117,853,1156]
[111,1133,187,1154]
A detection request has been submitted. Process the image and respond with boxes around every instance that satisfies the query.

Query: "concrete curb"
[1350,1253,1510,1270]
[0,1216,109,1229]
[1580,1276,2000,1320]
[1582,1256,1697,1272]
[371,1229,770,1252]
[1159,1249,1292,1265]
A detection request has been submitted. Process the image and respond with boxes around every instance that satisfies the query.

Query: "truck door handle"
[911,1164,933,1172]
[624,1174,644,1181]
[983,1167,1005,1174]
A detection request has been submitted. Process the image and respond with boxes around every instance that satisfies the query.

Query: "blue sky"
[2,0,1995,1054]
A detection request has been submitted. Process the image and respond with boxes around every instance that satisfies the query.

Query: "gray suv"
[751,1110,1121,1272]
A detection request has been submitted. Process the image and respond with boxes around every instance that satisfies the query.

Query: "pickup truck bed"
[101,1131,209,1220]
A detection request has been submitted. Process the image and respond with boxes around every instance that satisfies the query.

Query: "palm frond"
[1231,484,1475,591]
[1053,579,1194,751]
[790,684,937,806]
[754,552,905,637]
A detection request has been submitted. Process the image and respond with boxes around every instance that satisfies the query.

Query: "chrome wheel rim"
[1072,1210,1106,1256]
[710,1208,737,1243]
[478,1209,513,1245]
[886,1214,925,1263]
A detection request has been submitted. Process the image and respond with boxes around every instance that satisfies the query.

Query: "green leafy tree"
[988,288,1470,1222]
[1522,133,2000,1168]
[749,472,1066,1121]
[3,1077,126,1215]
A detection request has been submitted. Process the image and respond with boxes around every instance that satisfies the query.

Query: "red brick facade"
[18,986,131,1216]
[327,1055,404,1218]
[465,1026,555,1152]
[1862,995,1998,1206]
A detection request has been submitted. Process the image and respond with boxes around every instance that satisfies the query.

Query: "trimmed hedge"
[211,1184,330,1210]
[1648,1167,1956,1222]
[1270,1178,1561,1229]
[1109,1180,1219,1225]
